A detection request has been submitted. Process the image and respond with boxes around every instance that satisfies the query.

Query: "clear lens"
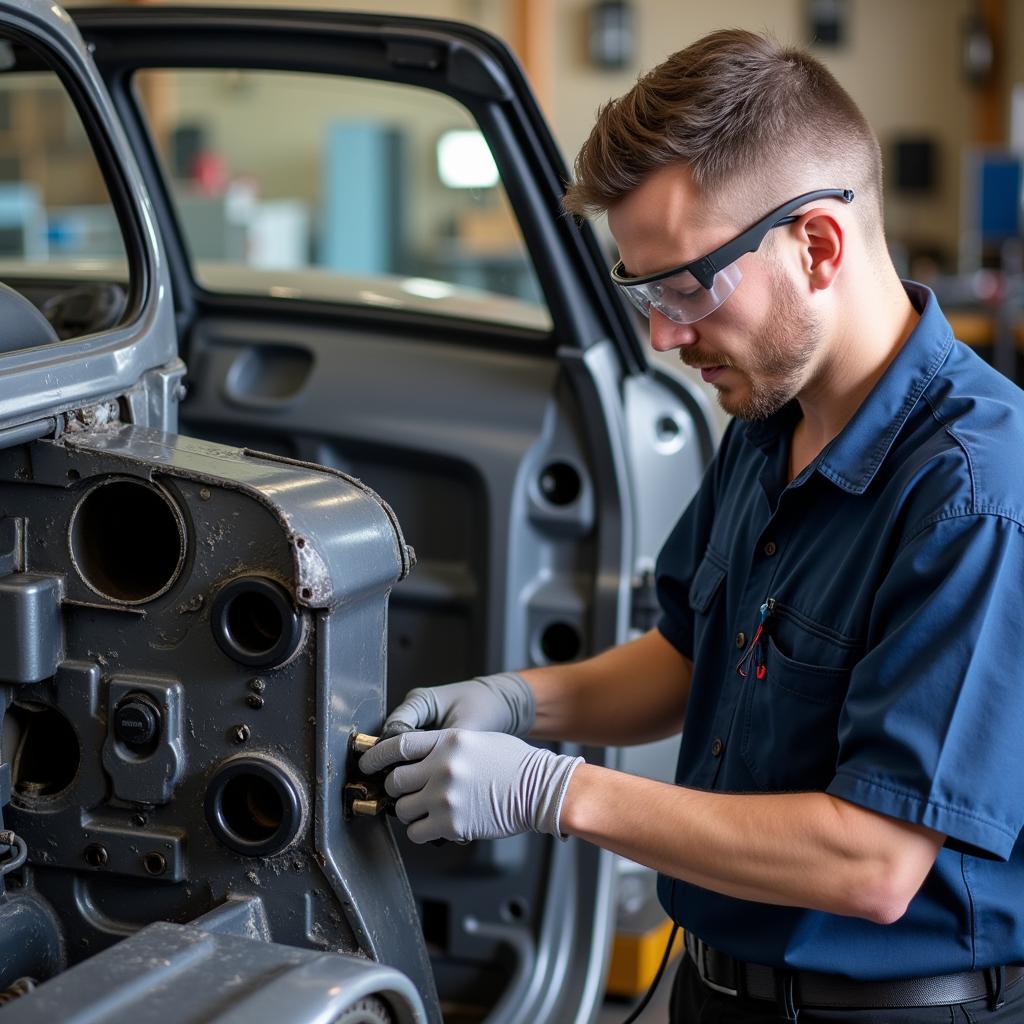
[619,262,743,325]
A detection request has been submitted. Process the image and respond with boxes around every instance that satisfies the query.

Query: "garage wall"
[1010,0,1024,148]
[550,0,980,269]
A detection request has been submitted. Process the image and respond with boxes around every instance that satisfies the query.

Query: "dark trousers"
[669,953,1024,1024]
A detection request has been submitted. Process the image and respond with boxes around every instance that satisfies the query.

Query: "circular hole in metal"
[8,701,80,798]
[502,898,528,923]
[222,774,282,842]
[205,757,302,857]
[656,415,680,442]
[143,852,167,876]
[70,478,184,603]
[539,622,582,663]
[84,844,108,867]
[538,462,581,507]
[67,468,80,481]
[211,577,303,668]
[654,413,687,455]
[226,590,283,657]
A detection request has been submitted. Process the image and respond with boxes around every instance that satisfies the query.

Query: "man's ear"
[794,208,844,291]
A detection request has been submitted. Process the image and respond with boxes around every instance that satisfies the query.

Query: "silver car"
[0,4,716,1022]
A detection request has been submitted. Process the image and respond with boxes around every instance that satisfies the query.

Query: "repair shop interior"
[0,1,1021,1023]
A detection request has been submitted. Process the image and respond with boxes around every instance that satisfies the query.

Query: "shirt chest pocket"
[688,548,728,614]
[740,612,862,792]
[687,549,728,656]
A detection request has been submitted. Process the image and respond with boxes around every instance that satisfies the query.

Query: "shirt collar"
[744,281,954,494]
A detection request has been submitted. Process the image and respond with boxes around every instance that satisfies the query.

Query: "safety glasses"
[610,188,854,325]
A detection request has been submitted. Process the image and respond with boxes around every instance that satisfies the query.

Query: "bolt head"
[84,844,108,867]
[143,852,167,876]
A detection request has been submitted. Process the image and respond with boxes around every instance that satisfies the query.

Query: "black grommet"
[538,462,582,507]
[204,756,302,858]
[210,576,302,668]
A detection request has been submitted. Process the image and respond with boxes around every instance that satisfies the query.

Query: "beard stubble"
[689,269,823,421]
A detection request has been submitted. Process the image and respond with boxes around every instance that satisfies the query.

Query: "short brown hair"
[564,30,883,239]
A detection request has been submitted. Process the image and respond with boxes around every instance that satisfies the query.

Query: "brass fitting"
[351,733,379,754]
[351,798,388,817]
[346,732,391,818]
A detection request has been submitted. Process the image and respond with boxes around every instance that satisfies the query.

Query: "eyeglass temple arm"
[689,187,855,289]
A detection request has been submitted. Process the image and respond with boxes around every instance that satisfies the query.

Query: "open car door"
[0,5,716,1023]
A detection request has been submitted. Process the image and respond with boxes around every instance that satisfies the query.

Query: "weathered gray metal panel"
[0,426,438,1020]
[0,919,428,1024]
[0,894,64,984]
[58,427,414,605]
[101,677,185,805]
[0,574,63,684]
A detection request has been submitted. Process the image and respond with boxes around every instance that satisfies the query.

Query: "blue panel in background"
[979,155,1023,242]
[0,183,46,259]
[321,121,401,275]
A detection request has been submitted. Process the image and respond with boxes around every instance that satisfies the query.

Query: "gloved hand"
[382,672,535,738]
[358,729,583,845]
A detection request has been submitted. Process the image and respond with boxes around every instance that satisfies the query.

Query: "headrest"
[0,280,59,354]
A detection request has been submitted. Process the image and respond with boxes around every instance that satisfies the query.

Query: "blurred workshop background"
[22,0,1023,391]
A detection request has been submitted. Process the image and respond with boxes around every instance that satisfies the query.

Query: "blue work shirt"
[655,282,1024,979]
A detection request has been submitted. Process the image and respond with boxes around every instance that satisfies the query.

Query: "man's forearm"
[561,764,945,924]
[520,629,692,746]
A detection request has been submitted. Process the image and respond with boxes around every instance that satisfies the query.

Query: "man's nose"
[649,308,700,352]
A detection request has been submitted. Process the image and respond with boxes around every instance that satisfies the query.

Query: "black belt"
[685,933,1024,1011]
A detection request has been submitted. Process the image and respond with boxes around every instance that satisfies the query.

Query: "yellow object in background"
[605,918,684,998]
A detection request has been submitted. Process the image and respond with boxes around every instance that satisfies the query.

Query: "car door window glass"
[0,50,130,344]
[134,69,551,330]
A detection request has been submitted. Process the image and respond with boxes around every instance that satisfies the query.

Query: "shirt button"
[711,738,724,757]
[735,631,746,649]
[763,541,777,557]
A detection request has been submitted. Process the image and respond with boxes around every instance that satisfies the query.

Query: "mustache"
[679,351,735,370]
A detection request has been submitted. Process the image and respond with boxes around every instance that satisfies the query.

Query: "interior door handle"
[222,344,315,409]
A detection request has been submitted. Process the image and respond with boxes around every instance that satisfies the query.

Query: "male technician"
[360,30,1024,1022]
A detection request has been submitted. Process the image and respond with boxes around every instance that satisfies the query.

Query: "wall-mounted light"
[588,1,634,71]
[962,6,995,87]
[436,130,498,189]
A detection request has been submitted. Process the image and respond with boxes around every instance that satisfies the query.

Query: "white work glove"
[382,672,535,738]
[358,729,583,845]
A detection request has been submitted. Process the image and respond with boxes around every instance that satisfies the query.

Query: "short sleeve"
[655,421,736,659]
[827,513,1024,860]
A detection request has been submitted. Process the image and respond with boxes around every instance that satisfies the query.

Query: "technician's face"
[607,164,824,421]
